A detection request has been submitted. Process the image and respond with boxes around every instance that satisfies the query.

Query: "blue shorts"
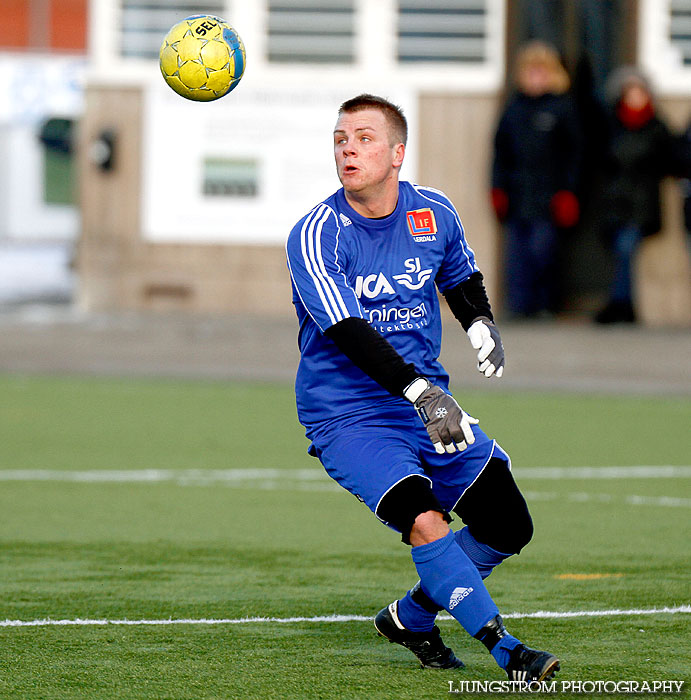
[308,401,510,533]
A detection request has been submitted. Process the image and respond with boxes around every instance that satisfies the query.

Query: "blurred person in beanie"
[491,41,582,319]
[594,67,689,324]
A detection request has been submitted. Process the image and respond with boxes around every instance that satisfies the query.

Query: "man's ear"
[392,142,405,168]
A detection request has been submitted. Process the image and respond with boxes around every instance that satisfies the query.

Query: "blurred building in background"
[0,0,87,303]
[1,0,689,324]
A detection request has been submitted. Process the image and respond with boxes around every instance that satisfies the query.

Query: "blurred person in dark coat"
[681,122,691,254]
[594,67,689,324]
[491,41,582,319]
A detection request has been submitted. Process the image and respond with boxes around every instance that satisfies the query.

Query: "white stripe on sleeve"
[300,205,348,326]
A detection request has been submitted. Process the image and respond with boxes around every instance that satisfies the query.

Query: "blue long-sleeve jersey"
[286,181,479,436]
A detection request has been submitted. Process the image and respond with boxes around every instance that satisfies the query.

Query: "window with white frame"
[119,0,226,59]
[92,0,504,91]
[397,0,488,64]
[670,0,691,65]
[639,0,691,94]
[266,0,355,63]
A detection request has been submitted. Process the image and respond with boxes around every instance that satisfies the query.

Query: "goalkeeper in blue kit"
[285,94,559,681]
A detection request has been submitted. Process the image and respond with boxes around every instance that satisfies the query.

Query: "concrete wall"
[637,97,691,327]
[418,93,500,305]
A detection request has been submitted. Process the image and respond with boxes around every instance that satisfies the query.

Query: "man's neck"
[344,181,400,219]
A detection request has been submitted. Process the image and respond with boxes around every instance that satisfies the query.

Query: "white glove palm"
[467,317,505,378]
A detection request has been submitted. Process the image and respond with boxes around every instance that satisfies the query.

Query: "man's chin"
[340,172,365,189]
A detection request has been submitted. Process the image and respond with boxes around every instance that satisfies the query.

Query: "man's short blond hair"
[338,94,408,146]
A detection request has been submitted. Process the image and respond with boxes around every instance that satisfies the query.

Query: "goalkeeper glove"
[404,378,479,454]
[467,317,505,378]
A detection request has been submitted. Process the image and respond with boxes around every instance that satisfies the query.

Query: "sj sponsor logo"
[355,258,433,299]
[393,257,433,290]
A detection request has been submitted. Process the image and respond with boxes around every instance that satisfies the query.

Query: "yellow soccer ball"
[159,15,245,102]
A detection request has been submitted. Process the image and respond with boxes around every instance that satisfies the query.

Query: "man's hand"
[404,379,479,454]
[467,317,504,378]
[550,190,580,228]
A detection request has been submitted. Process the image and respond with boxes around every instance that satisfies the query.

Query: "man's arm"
[324,317,418,397]
[325,318,477,454]
[443,271,492,330]
[443,272,505,378]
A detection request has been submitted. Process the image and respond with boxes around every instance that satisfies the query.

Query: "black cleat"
[506,644,560,682]
[374,601,465,669]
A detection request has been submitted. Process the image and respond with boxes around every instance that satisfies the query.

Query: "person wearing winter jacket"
[680,122,691,256]
[491,41,583,318]
[594,67,688,324]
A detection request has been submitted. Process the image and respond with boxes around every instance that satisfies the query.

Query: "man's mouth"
[343,164,359,174]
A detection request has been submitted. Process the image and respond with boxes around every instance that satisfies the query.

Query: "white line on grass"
[0,468,342,492]
[522,491,691,508]
[0,468,330,484]
[517,466,691,479]
[0,465,689,485]
[2,606,689,628]
[2,467,689,506]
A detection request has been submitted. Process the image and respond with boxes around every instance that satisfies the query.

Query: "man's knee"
[376,475,450,545]
[454,456,534,554]
[468,500,533,555]
[496,512,533,554]
[409,510,451,547]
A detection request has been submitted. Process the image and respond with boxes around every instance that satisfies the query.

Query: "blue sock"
[491,634,522,669]
[411,531,499,637]
[397,587,437,632]
[456,527,512,579]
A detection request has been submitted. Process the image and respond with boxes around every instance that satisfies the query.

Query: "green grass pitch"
[0,374,689,699]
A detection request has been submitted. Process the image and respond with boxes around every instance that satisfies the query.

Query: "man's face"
[333,108,404,195]
[622,82,650,110]
[519,62,551,97]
